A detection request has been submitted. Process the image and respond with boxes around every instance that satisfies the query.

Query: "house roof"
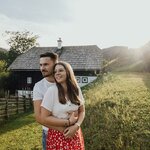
[8,45,103,71]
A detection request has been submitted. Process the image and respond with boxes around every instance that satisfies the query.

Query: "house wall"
[74,70,97,87]
[76,76,97,87]
[11,70,98,97]
[11,71,42,91]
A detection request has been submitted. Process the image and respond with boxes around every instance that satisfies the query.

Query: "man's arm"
[33,100,65,132]
[33,100,42,123]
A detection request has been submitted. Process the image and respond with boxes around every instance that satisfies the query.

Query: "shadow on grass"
[0,110,35,135]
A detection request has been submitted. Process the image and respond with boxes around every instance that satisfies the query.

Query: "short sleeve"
[33,84,43,101]
[78,87,85,106]
[41,86,55,112]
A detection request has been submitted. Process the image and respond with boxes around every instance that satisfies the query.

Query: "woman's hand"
[63,124,79,138]
[69,112,78,125]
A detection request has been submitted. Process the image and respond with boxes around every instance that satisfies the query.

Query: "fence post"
[29,94,33,109]
[23,97,26,112]
[5,98,9,119]
[16,96,19,114]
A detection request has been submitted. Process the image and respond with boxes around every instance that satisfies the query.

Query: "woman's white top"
[41,84,84,119]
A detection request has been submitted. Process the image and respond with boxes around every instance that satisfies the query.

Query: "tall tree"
[0,51,8,61]
[5,30,39,65]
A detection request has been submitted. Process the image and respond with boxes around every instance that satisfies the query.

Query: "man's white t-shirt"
[33,78,55,131]
[41,84,84,119]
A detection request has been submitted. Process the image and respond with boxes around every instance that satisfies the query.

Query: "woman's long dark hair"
[53,61,80,105]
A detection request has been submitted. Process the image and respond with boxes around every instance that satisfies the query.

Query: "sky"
[0,0,150,49]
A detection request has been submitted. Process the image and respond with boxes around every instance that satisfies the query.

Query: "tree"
[5,30,39,65]
[0,60,7,72]
[5,30,39,54]
[0,51,8,60]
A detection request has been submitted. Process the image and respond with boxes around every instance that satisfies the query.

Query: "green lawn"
[0,112,42,150]
[0,72,150,150]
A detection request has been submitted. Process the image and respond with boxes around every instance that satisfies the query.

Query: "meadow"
[0,72,150,150]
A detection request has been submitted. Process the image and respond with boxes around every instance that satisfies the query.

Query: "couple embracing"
[33,52,85,150]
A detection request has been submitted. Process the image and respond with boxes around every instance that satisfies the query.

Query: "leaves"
[4,30,39,66]
[5,30,39,54]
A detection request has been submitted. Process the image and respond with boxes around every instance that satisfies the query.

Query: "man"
[33,52,59,150]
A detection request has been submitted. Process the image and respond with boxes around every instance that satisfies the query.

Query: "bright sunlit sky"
[0,0,150,49]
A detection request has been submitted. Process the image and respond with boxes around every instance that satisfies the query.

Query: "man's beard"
[42,71,52,77]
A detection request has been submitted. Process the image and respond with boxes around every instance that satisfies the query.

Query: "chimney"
[57,38,62,49]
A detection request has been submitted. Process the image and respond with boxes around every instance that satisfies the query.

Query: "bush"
[0,71,10,97]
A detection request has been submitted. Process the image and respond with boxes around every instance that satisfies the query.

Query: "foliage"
[4,30,39,66]
[0,72,150,149]
[0,70,10,97]
[5,30,39,54]
[82,72,150,149]
[0,60,7,72]
[0,61,18,96]
[0,60,10,97]
[0,51,8,60]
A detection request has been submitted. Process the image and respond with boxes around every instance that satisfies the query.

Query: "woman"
[41,61,85,150]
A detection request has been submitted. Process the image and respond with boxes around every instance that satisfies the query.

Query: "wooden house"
[8,39,103,97]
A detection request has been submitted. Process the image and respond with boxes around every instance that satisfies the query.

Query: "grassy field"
[0,72,150,150]
[0,112,42,150]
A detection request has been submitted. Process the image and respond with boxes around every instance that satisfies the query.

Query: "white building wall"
[17,76,97,97]
[76,76,97,87]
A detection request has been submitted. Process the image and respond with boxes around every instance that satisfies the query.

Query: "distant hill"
[141,41,150,51]
[0,47,8,53]
[102,43,149,72]
[140,41,150,71]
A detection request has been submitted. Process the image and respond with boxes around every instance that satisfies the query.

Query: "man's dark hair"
[40,52,58,61]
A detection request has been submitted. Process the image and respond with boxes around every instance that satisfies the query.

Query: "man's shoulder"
[34,78,45,86]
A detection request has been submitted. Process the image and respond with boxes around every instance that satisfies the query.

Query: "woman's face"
[54,64,67,84]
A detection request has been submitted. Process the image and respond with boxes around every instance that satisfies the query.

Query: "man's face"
[40,57,55,77]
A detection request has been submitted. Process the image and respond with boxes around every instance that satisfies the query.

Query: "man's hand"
[69,112,78,125]
[63,124,79,138]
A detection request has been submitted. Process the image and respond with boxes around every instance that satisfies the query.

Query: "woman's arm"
[75,104,85,126]
[33,100,65,132]
[63,104,85,138]
[41,106,78,128]
[40,85,78,131]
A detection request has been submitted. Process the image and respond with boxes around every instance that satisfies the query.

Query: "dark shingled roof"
[8,45,103,71]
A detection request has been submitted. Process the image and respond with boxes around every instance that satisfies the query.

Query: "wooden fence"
[0,96,33,123]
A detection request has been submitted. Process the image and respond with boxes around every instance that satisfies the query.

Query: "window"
[27,77,32,84]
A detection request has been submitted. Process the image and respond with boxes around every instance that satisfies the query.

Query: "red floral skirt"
[46,128,85,150]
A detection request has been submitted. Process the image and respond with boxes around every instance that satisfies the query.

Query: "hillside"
[102,42,150,72]
[82,72,150,149]
[0,72,150,150]
[140,41,150,71]
[0,47,7,53]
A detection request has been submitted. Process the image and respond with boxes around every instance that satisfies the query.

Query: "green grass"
[82,72,150,150]
[0,111,42,150]
[0,72,150,150]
